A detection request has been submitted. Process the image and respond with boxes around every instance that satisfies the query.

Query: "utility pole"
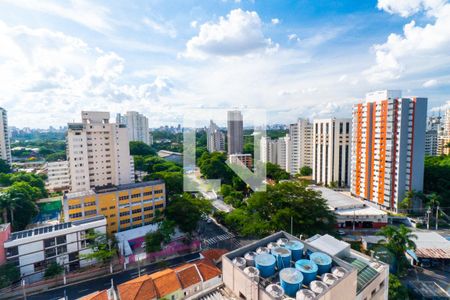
[21,279,26,300]
[137,257,141,277]
[290,216,293,235]
[427,208,431,230]
[435,205,439,230]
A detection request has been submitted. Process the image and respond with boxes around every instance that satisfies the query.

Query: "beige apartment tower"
[67,111,134,192]
[289,118,313,175]
[0,108,11,164]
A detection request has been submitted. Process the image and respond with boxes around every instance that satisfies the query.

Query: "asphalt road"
[26,252,200,300]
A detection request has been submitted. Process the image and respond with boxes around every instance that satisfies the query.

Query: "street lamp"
[426,207,431,230]
[21,279,27,300]
[108,239,113,274]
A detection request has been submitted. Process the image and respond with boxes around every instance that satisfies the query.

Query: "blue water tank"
[295,259,318,285]
[285,240,304,261]
[279,268,303,297]
[309,252,332,275]
[271,247,292,270]
[254,253,276,277]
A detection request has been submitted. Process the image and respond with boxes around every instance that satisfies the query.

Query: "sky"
[1,0,450,128]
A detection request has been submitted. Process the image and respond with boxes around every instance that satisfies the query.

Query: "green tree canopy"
[81,231,115,264]
[165,193,212,233]
[224,181,336,237]
[266,162,290,182]
[299,166,312,176]
[0,159,11,173]
[0,262,20,288]
[424,155,450,213]
[388,274,409,300]
[130,141,156,156]
[44,262,64,278]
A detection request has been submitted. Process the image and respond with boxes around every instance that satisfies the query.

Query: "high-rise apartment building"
[288,118,313,175]
[351,90,427,211]
[425,129,438,156]
[312,118,352,187]
[117,111,151,145]
[46,161,70,192]
[67,111,134,192]
[438,109,450,155]
[0,107,11,164]
[227,110,243,155]
[206,120,225,153]
[276,135,291,172]
[260,136,277,164]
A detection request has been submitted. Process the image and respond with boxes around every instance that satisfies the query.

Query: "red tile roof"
[201,249,228,263]
[117,275,157,300]
[80,290,109,300]
[175,264,202,289]
[150,268,182,297]
[195,262,222,281]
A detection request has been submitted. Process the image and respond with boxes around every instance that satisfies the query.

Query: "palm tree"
[377,225,417,274]
[428,193,441,209]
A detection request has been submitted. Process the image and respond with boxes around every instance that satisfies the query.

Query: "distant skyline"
[1,0,450,128]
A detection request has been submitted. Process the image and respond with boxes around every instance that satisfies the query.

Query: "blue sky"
[0,0,450,128]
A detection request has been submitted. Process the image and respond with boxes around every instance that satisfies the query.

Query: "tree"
[0,159,11,173]
[224,181,336,237]
[376,225,417,274]
[145,231,164,253]
[423,155,450,214]
[299,166,312,176]
[159,219,176,243]
[44,262,64,279]
[219,184,233,198]
[81,231,115,264]
[130,141,156,156]
[1,182,39,230]
[266,163,290,182]
[0,263,20,288]
[165,193,212,233]
[388,274,409,300]
[45,151,66,162]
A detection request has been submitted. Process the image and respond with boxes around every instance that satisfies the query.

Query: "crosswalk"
[203,233,235,246]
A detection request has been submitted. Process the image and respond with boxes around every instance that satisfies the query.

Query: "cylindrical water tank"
[271,247,292,270]
[279,268,303,297]
[277,238,289,247]
[321,273,339,286]
[309,280,328,295]
[296,289,316,300]
[254,253,276,278]
[267,242,279,250]
[331,266,346,278]
[256,246,270,254]
[232,257,246,269]
[265,284,285,300]
[295,259,318,285]
[244,251,257,267]
[309,252,332,275]
[285,240,304,261]
[243,266,260,282]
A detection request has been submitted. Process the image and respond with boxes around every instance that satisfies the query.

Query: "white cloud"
[288,34,299,41]
[143,17,177,38]
[423,79,439,87]
[190,20,198,28]
[271,18,280,25]
[365,0,450,83]
[377,0,446,17]
[183,9,278,58]
[2,0,112,33]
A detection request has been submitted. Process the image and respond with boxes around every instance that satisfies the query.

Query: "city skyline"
[1,0,450,128]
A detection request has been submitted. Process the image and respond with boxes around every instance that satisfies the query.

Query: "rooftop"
[7,215,105,242]
[157,150,182,157]
[408,281,450,298]
[65,180,164,199]
[413,232,450,259]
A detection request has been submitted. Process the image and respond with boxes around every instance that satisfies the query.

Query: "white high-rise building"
[207,120,225,153]
[67,111,134,192]
[351,90,427,212]
[276,135,291,172]
[0,107,11,164]
[117,111,151,145]
[288,118,313,174]
[438,109,450,155]
[227,110,243,155]
[312,118,352,187]
[260,136,277,164]
[46,161,70,191]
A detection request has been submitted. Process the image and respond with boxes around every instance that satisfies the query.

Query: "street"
[26,252,200,300]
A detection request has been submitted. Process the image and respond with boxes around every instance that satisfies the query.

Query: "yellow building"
[63,181,166,235]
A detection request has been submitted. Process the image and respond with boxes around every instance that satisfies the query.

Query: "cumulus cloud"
[365,0,450,83]
[183,9,278,58]
[271,18,280,25]
[0,21,174,127]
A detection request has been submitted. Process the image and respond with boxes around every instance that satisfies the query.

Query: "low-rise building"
[405,232,450,267]
[3,216,106,283]
[228,153,253,169]
[63,181,166,235]
[46,161,70,192]
[312,186,388,229]
[0,223,11,264]
[222,231,388,300]
[158,150,183,164]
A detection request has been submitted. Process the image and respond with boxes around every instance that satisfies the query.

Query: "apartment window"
[109,206,115,209]
[132,208,141,214]
[120,211,130,217]
[69,204,82,210]
[110,214,116,218]
[143,191,152,196]
[101,207,107,211]
[143,206,153,211]
[44,238,56,248]
[110,222,116,226]
[339,123,343,134]
[154,189,164,195]
[34,261,45,272]
[155,204,164,209]
[56,236,67,245]
[45,248,56,258]
[132,216,142,222]
[346,122,350,134]
[70,212,82,219]
[69,252,79,262]
[119,195,129,201]
[84,201,96,207]
[6,246,18,257]
[131,193,141,199]
[144,213,153,219]
[120,219,130,225]
[85,210,97,216]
